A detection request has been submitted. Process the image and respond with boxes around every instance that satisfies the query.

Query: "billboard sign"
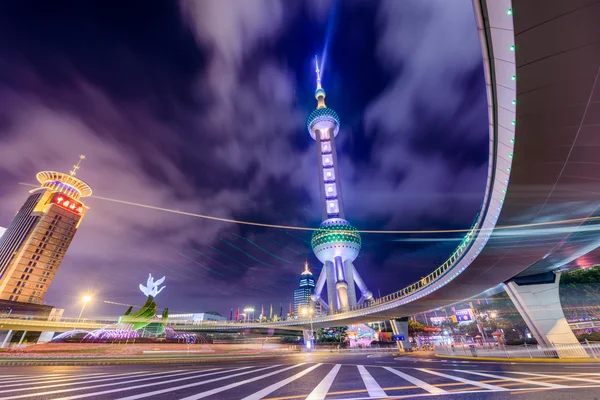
[454,309,473,322]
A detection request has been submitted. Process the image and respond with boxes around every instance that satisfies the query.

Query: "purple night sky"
[0,0,488,318]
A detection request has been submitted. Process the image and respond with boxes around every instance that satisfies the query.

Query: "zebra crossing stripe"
[455,370,569,388]
[506,371,600,384]
[0,371,140,389]
[176,364,306,400]
[116,365,286,400]
[383,367,447,395]
[0,374,70,383]
[241,363,322,400]
[357,365,387,398]
[0,369,189,396]
[0,368,222,400]
[53,367,253,400]
[306,364,341,400]
[416,368,507,391]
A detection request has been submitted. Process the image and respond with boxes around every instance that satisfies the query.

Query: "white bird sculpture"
[139,274,166,297]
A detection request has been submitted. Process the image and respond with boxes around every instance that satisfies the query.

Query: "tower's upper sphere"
[311,218,361,263]
[307,107,340,140]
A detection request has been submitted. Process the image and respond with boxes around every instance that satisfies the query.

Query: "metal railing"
[435,341,600,359]
[296,215,483,319]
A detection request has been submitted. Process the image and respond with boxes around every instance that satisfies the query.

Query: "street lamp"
[244,308,254,322]
[77,295,92,323]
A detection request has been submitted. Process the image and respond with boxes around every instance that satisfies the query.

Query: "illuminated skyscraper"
[308,57,373,313]
[293,261,315,316]
[0,156,91,304]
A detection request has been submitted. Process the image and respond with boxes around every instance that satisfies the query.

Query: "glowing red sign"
[52,194,84,215]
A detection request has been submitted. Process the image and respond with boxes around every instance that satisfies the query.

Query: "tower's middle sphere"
[311,218,361,263]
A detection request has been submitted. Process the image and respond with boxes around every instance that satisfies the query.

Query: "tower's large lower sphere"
[311,218,361,264]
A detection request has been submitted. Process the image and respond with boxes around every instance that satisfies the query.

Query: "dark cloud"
[0,0,487,317]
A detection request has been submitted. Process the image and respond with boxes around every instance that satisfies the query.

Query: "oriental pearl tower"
[307,57,373,313]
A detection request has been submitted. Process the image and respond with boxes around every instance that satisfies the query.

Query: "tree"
[408,320,425,336]
[560,266,600,321]
[316,326,348,343]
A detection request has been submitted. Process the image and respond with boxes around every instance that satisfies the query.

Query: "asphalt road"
[0,352,599,399]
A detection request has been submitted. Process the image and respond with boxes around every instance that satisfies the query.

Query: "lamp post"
[77,295,92,323]
[244,308,254,322]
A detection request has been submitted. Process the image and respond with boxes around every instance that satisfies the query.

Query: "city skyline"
[0,1,488,317]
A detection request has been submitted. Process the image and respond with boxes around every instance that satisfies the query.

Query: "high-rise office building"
[0,156,91,304]
[308,57,373,313]
[293,261,315,316]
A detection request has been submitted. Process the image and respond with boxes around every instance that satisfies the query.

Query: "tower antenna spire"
[70,154,86,177]
[315,55,323,91]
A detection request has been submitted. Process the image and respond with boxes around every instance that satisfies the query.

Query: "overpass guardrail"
[435,341,600,359]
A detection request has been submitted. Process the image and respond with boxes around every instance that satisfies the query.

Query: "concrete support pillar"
[504,272,587,358]
[344,260,357,307]
[303,329,313,350]
[325,261,336,313]
[390,318,411,352]
[0,330,14,348]
[37,331,55,344]
[17,331,27,346]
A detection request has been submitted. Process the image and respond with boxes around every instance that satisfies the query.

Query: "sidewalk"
[436,354,600,363]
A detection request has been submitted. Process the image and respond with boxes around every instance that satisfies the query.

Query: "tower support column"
[390,318,412,352]
[325,261,336,313]
[504,272,587,358]
[344,260,357,307]
[334,256,349,310]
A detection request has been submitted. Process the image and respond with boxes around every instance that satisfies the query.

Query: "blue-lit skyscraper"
[293,261,315,316]
[308,57,373,313]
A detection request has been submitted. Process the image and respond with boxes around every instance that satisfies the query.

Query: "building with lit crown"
[293,261,316,316]
[308,58,373,313]
[0,156,91,304]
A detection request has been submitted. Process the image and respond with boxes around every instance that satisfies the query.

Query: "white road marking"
[0,372,130,388]
[0,369,186,395]
[0,368,223,400]
[357,365,387,398]
[306,364,341,400]
[506,371,600,384]
[456,369,569,388]
[383,367,447,394]
[175,364,306,400]
[241,363,322,400]
[0,373,71,382]
[53,367,253,400]
[416,368,507,391]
